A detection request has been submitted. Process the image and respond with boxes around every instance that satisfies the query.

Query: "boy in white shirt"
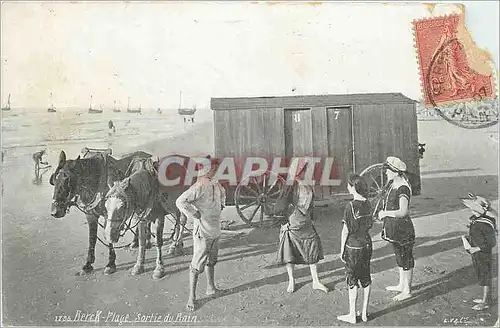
[176,157,225,311]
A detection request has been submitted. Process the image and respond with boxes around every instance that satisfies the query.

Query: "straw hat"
[462,193,491,214]
[385,156,407,173]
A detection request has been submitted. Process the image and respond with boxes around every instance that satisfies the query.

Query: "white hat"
[385,156,407,172]
[462,193,491,214]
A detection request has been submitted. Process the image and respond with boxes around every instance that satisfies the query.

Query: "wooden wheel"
[360,163,388,221]
[235,171,287,226]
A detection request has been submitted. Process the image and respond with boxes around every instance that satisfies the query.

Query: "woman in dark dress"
[277,160,328,294]
[378,156,415,301]
[338,174,372,324]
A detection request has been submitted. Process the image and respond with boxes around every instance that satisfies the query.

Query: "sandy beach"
[1,118,498,326]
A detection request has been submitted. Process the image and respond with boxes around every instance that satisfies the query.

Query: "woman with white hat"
[377,156,415,301]
[276,158,328,294]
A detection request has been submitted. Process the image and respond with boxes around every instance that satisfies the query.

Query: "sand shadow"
[369,258,498,324]
[207,231,470,305]
[411,175,498,219]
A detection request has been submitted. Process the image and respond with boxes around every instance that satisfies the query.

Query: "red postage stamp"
[413,14,495,108]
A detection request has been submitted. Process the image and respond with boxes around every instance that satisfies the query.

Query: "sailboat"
[2,94,11,111]
[127,97,141,113]
[47,92,56,112]
[113,100,121,113]
[177,91,196,115]
[88,95,103,114]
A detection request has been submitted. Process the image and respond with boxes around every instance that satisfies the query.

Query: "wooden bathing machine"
[211,93,421,204]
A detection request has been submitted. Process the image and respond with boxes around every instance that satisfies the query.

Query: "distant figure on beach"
[108,120,116,136]
[32,149,51,184]
[33,149,48,169]
[418,143,426,159]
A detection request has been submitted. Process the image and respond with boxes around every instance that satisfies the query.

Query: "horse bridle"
[104,181,140,237]
[52,169,79,215]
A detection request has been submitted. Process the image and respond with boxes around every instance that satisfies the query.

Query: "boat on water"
[88,95,103,114]
[47,92,56,112]
[2,94,11,111]
[177,91,197,115]
[157,107,163,114]
[112,100,121,113]
[125,96,141,113]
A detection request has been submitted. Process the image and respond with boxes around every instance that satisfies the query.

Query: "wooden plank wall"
[311,107,328,199]
[213,108,285,204]
[353,104,385,174]
[353,103,420,194]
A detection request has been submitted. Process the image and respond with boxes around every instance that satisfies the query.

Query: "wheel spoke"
[260,205,264,222]
[266,179,279,195]
[242,185,259,197]
[241,200,258,211]
[263,173,267,190]
[268,189,282,198]
[239,194,257,200]
[249,204,261,222]
[369,174,380,190]
[253,176,262,194]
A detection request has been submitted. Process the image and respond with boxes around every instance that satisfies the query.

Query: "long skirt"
[277,223,324,265]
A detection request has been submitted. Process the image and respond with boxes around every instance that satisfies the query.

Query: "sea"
[1,107,213,169]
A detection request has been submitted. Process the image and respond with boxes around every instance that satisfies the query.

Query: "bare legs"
[205,266,218,295]
[387,268,413,301]
[186,266,218,312]
[310,264,329,292]
[472,286,491,310]
[285,263,328,293]
[286,264,295,293]
[362,285,371,321]
[187,270,198,311]
[337,284,371,324]
[386,267,404,291]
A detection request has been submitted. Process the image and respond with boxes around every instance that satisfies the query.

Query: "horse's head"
[103,178,133,244]
[49,151,81,218]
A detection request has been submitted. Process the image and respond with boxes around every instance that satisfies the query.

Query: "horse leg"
[131,220,146,275]
[152,216,165,280]
[130,229,139,249]
[104,244,117,275]
[175,212,186,256]
[130,223,151,250]
[80,214,98,275]
[145,222,152,250]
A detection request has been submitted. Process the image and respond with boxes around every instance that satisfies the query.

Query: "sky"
[1,1,498,109]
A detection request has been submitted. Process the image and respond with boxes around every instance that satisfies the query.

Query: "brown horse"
[49,149,150,275]
[103,155,190,278]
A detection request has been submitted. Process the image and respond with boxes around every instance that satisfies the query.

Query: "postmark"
[413,14,498,129]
